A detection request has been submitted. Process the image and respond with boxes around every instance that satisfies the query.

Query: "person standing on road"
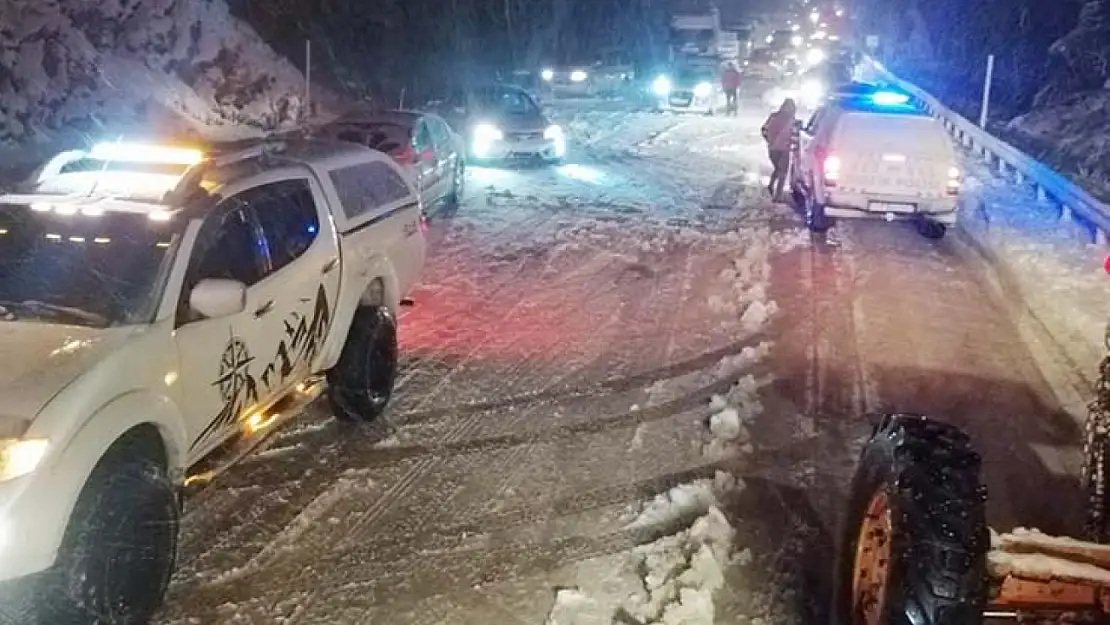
[761,98,797,202]
[722,62,741,116]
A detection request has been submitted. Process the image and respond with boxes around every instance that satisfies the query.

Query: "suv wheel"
[327,305,399,422]
[916,219,947,240]
[805,191,832,233]
[42,429,179,625]
[445,158,466,214]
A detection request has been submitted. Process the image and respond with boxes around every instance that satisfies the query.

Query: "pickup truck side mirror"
[190,278,247,319]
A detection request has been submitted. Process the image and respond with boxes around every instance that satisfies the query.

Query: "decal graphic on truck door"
[191,284,332,452]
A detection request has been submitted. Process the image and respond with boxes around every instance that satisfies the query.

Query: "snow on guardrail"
[862,57,1110,246]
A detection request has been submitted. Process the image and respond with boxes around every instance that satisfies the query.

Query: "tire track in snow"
[307,248,629,566]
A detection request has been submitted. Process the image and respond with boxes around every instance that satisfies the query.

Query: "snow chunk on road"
[740,300,778,332]
[545,588,609,625]
[704,374,763,459]
[709,408,742,441]
[624,507,736,625]
[627,472,739,532]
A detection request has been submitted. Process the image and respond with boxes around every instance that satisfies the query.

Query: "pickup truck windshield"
[0,206,181,328]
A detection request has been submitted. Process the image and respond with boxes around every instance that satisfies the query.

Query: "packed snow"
[0,0,324,151]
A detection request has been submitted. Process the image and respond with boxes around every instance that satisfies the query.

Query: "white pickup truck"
[0,138,425,622]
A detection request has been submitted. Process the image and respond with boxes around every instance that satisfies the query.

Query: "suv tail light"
[822,153,841,187]
[946,165,961,195]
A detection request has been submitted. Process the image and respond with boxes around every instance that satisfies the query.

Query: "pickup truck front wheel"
[328,305,399,422]
[43,429,179,624]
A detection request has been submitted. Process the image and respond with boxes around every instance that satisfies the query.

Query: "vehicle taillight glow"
[946,165,961,195]
[823,154,841,186]
[394,145,416,165]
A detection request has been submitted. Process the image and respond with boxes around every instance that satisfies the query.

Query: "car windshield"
[474,87,539,115]
[0,205,182,327]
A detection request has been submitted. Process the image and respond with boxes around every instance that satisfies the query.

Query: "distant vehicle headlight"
[791,35,804,47]
[801,79,826,104]
[693,82,713,98]
[570,70,588,82]
[652,75,672,96]
[541,68,555,81]
[807,48,826,65]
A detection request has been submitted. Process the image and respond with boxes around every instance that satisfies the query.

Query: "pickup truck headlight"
[693,82,713,98]
[570,70,588,82]
[0,439,48,482]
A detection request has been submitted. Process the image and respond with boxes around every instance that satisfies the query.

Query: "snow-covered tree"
[1034,0,1110,107]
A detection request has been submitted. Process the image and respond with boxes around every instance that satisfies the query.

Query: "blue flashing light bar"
[871,91,911,106]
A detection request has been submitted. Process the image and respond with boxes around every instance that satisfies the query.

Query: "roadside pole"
[979,54,994,128]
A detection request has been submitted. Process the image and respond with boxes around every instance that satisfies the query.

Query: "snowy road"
[157,94,1085,624]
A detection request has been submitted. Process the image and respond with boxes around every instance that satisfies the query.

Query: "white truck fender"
[11,391,187,574]
[316,251,400,372]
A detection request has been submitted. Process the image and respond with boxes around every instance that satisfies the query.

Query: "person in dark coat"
[722,62,741,116]
[761,98,798,201]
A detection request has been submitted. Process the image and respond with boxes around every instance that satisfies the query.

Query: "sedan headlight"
[472,123,504,159]
[693,82,713,98]
[541,68,554,81]
[570,70,588,82]
[651,75,672,96]
[473,123,504,143]
[543,125,564,140]
[0,438,48,482]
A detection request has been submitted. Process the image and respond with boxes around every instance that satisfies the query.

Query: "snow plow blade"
[987,528,1110,617]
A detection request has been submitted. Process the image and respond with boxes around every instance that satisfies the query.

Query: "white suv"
[790,90,962,239]
[0,138,425,623]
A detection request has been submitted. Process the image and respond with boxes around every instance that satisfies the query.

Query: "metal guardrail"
[862,57,1110,245]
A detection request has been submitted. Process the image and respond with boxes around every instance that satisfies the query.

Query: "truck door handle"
[254,300,275,318]
[321,257,339,274]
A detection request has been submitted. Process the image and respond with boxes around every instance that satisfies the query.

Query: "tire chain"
[1082,324,1110,542]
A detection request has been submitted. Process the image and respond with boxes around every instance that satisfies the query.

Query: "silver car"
[438,84,567,164]
[324,110,466,213]
[652,67,724,115]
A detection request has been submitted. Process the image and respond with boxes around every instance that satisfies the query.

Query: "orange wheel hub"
[852,489,893,625]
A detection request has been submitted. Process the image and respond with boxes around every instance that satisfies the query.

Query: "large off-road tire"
[833,414,989,625]
[37,427,179,625]
[327,305,399,423]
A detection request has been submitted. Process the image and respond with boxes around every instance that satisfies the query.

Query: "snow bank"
[956,168,1110,389]
[0,0,317,147]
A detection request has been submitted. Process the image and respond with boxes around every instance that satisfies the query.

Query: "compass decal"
[190,284,333,452]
